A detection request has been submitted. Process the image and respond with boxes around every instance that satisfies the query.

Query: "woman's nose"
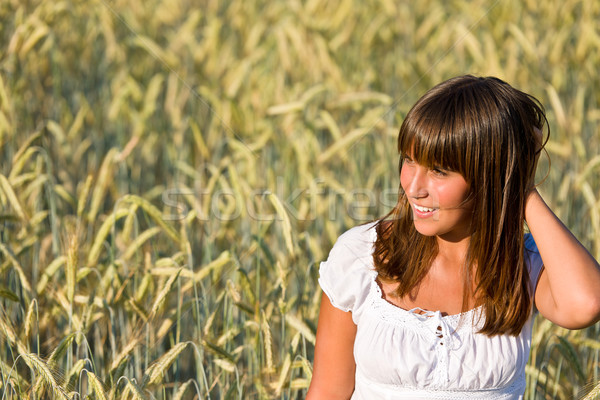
[405,167,428,199]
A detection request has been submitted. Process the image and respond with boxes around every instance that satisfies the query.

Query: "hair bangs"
[398,95,472,179]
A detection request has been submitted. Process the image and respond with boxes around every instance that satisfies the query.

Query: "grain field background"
[0,0,599,398]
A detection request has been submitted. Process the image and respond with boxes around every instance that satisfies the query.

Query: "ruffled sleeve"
[318,222,377,318]
[524,233,544,293]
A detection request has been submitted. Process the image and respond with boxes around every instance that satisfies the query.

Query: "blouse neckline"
[372,275,483,320]
[366,222,484,324]
[369,272,484,325]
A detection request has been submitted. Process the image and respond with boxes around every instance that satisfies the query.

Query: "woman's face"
[400,154,473,242]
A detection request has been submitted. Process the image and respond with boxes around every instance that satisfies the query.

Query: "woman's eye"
[432,167,447,176]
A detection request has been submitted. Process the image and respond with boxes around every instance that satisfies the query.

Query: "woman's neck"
[436,234,470,266]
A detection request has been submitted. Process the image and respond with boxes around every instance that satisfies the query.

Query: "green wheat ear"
[85,369,109,400]
[48,333,78,366]
[123,378,146,400]
[261,309,274,373]
[149,268,182,318]
[22,299,37,345]
[20,353,69,400]
[0,174,29,221]
[0,317,28,355]
[143,341,190,386]
[66,232,78,309]
[582,381,600,400]
[172,379,200,400]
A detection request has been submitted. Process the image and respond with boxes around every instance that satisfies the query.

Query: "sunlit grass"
[0,0,599,398]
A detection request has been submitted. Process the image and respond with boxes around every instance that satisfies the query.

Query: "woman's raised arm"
[306,293,357,400]
[527,189,600,329]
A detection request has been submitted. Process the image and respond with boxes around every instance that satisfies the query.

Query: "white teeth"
[414,204,436,213]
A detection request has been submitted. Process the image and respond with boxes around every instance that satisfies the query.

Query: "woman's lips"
[413,204,438,218]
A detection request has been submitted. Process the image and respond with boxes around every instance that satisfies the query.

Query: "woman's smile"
[412,203,438,217]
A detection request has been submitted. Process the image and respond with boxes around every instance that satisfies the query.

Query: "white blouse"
[318,221,544,399]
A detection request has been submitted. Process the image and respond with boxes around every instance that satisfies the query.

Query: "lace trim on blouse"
[367,273,484,331]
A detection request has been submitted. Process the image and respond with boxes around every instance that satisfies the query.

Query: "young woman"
[307,75,600,399]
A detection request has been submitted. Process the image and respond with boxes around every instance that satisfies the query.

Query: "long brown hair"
[373,75,548,336]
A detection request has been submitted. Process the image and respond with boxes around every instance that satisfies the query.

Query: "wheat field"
[0,0,599,398]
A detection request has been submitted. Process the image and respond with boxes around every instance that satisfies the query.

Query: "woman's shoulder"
[325,221,378,266]
[318,221,378,314]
